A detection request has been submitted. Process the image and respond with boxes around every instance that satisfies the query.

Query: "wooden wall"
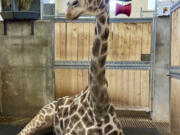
[171,8,180,66]
[171,78,180,135]
[171,6,180,135]
[55,21,152,110]
[55,69,150,109]
[55,22,152,61]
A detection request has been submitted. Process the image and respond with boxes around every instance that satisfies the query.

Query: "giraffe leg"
[17,101,57,135]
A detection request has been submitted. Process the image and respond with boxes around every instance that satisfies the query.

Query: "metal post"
[140,8,143,17]
[150,0,158,119]
[40,0,43,20]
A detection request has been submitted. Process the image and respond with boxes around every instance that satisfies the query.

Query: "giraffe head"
[66,0,109,19]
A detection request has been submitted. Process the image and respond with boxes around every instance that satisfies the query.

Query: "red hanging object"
[115,3,132,16]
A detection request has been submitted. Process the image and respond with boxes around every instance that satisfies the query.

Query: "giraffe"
[17,0,124,134]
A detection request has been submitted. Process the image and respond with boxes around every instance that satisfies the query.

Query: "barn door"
[170,5,180,135]
[54,19,153,111]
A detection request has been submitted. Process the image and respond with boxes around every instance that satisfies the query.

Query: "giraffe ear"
[115,3,131,16]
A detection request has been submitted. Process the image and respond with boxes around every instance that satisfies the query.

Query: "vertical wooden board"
[83,23,90,61]
[71,69,78,95]
[55,69,72,98]
[66,23,72,60]
[111,23,119,61]
[82,69,89,91]
[59,23,66,60]
[77,23,84,60]
[123,70,129,106]
[140,70,149,107]
[71,23,78,61]
[77,69,83,92]
[147,23,152,54]
[55,23,60,60]
[89,23,95,60]
[136,23,142,61]
[55,69,88,98]
[107,23,113,61]
[141,23,147,54]
[171,78,180,135]
[129,23,137,61]
[177,8,180,66]
[128,70,135,106]
[124,23,130,61]
[117,23,124,61]
[134,70,141,106]
[119,23,127,61]
[108,70,116,104]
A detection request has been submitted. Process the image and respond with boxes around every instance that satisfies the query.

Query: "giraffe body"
[18,0,124,134]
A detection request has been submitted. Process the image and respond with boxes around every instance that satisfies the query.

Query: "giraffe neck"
[89,7,110,117]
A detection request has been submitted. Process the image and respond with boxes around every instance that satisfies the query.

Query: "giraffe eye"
[72,0,79,7]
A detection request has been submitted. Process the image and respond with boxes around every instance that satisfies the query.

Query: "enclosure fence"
[53,18,154,112]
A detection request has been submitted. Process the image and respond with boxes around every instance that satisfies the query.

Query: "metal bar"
[170,73,180,80]
[55,61,151,70]
[150,16,157,113]
[53,18,153,23]
[170,66,180,70]
[40,0,43,19]
[55,65,151,70]
[150,0,158,115]
[171,0,180,13]
[169,12,173,133]
[55,61,151,67]
[142,10,154,13]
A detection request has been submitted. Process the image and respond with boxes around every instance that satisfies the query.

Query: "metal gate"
[53,18,155,112]
[170,2,180,135]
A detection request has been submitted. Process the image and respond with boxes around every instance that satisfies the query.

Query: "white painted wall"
[56,0,152,18]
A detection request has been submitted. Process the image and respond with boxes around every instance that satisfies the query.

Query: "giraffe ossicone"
[18,0,124,134]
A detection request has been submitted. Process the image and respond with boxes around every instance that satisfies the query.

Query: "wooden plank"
[60,23,66,60]
[117,23,124,61]
[140,70,149,107]
[171,9,180,66]
[71,23,78,61]
[66,23,72,60]
[177,8,180,66]
[134,70,141,106]
[55,23,60,60]
[147,23,152,54]
[55,69,89,98]
[107,23,113,61]
[128,70,135,106]
[171,78,180,135]
[83,23,90,61]
[77,23,84,60]
[136,23,142,61]
[129,23,136,61]
[111,23,119,61]
[89,23,94,60]
[124,23,130,61]
[55,22,152,62]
